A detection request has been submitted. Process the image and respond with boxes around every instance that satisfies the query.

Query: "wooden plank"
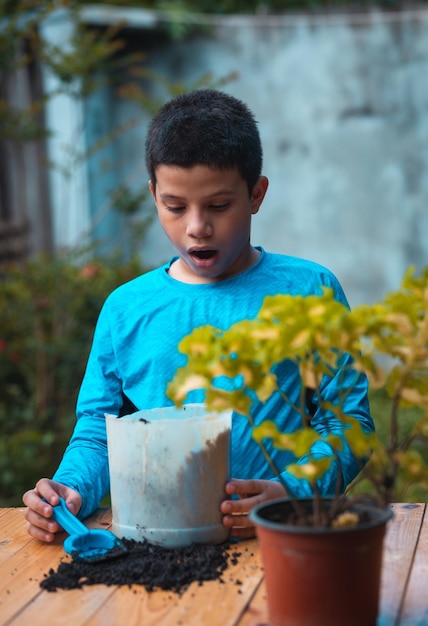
[0,509,32,566]
[0,508,25,523]
[0,536,66,625]
[0,508,117,625]
[85,508,112,530]
[236,580,268,626]
[85,540,263,626]
[2,505,424,626]
[0,509,262,626]
[399,504,428,626]
[0,509,22,519]
[0,507,110,571]
[378,503,425,626]
[5,586,117,626]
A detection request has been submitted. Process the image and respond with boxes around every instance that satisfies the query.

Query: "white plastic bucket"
[106,404,231,548]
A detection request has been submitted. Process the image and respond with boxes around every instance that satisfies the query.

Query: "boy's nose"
[186,211,213,238]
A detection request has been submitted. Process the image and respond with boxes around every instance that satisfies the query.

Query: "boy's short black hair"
[145,89,263,194]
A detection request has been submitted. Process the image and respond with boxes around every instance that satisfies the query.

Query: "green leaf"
[287,457,333,482]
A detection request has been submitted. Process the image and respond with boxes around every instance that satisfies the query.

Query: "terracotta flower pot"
[250,498,393,626]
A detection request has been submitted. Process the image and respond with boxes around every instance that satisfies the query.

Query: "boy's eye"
[166,205,185,212]
[165,203,229,212]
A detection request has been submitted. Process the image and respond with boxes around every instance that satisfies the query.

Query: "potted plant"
[167,266,428,626]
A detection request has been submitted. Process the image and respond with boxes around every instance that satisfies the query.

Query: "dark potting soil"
[40,538,241,594]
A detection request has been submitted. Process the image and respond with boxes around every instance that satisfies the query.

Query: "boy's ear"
[148,180,155,199]
[250,176,269,214]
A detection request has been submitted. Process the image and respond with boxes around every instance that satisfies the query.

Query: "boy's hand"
[22,479,82,543]
[221,478,287,539]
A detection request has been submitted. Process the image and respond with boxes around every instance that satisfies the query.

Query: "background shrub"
[0,252,146,505]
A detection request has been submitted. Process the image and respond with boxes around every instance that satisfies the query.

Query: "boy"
[23,89,374,542]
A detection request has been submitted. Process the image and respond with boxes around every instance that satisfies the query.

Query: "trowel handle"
[51,497,88,537]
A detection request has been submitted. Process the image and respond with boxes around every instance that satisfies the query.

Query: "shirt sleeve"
[53,297,123,520]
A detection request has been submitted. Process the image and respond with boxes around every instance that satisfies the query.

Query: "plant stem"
[247,412,310,523]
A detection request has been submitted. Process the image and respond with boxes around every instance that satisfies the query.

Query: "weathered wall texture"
[86,8,428,305]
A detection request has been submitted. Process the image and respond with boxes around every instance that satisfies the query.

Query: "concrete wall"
[82,6,428,306]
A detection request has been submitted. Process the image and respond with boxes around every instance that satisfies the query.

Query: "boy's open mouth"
[190,249,217,260]
[189,249,219,269]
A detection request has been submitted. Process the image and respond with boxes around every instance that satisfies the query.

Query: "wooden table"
[0,503,427,626]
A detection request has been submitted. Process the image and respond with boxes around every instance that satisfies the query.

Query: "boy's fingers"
[229,526,256,539]
[23,480,81,516]
[221,495,259,515]
[24,507,59,534]
[225,478,263,496]
[34,478,63,505]
[23,480,82,544]
[23,490,51,517]
[25,518,57,542]
[222,513,253,528]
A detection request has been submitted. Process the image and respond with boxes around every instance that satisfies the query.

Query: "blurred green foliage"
[0,0,140,142]
[71,0,407,41]
[0,252,147,506]
[0,0,406,146]
[353,387,428,502]
[72,0,404,13]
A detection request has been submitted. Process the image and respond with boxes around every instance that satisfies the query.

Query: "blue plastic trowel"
[51,497,127,562]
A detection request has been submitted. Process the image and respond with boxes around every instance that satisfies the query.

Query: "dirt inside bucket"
[40,538,241,594]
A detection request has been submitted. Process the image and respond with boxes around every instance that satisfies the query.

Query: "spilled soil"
[40,539,241,594]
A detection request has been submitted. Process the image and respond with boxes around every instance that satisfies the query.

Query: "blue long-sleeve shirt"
[53,248,374,519]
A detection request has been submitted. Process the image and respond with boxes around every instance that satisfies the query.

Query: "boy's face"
[149,165,268,284]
